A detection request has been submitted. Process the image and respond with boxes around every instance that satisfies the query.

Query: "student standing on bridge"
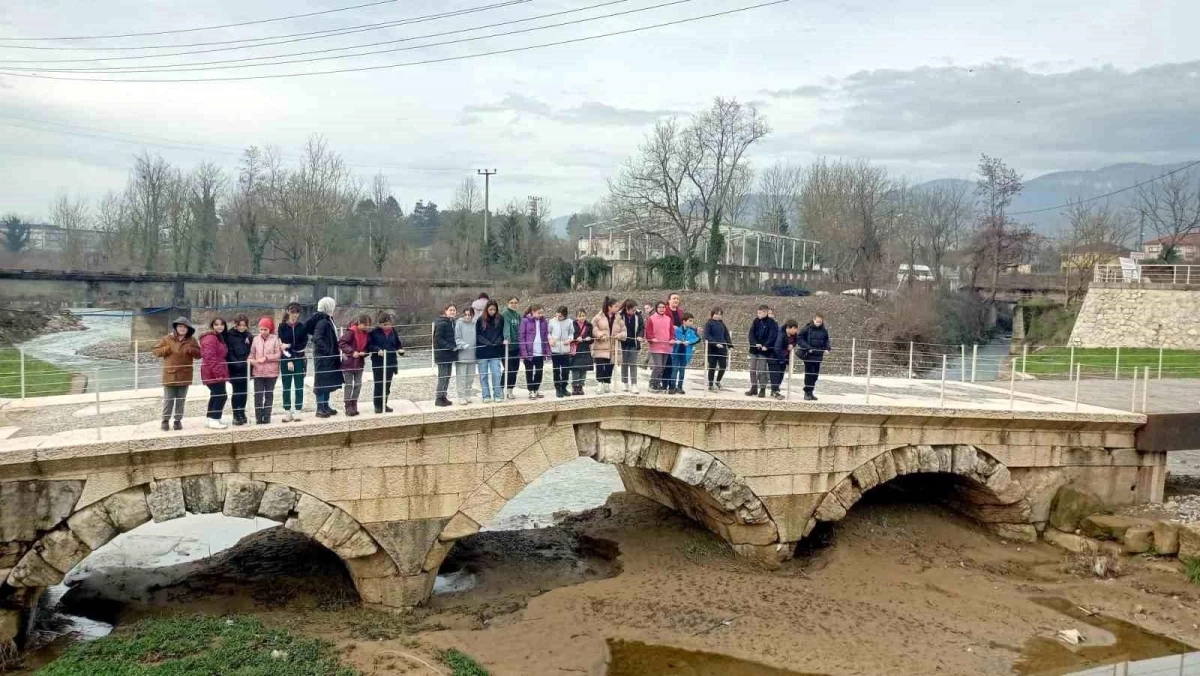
[570,308,594,396]
[659,292,684,388]
[153,317,201,431]
[225,314,253,426]
[279,303,309,422]
[548,306,575,398]
[591,297,624,394]
[645,301,674,392]
[619,299,644,394]
[199,317,230,430]
[670,313,700,395]
[476,300,506,404]
[769,319,801,400]
[308,297,344,418]
[250,317,282,424]
[367,312,404,414]
[454,306,478,406]
[746,305,779,398]
[433,304,457,407]
[501,297,523,400]
[703,308,731,392]
[339,314,371,417]
[519,305,549,399]
[796,313,831,401]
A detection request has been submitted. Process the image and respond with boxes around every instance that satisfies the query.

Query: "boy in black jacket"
[797,314,832,400]
[770,319,801,399]
[745,305,779,398]
[703,308,731,391]
[224,313,253,425]
[433,305,458,407]
[367,312,405,413]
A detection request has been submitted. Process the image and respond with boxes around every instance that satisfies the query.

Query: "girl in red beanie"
[250,316,282,424]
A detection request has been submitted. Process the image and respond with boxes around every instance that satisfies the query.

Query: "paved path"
[1014,377,1200,414]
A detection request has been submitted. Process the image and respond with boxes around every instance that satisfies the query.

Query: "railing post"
[95,367,101,416]
[907,341,914,379]
[1114,346,1120,380]
[1173,266,1179,285]
[1158,345,1164,380]
[939,354,947,408]
[785,346,793,401]
[1073,363,1081,412]
[133,339,139,391]
[1009,361,1016,410]
[19,347,25,399]
[971,344,978,383]
[1130,366,1138,413]
[1142,366,1150,413]
[1069,345,1075,381]
[1021,343,1028,374]
[850,338,856,378]
[865,350,872,404]
[960,344,966,382]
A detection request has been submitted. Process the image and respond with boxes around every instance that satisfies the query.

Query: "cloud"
[762,84,829,99]
[460,94,681,126]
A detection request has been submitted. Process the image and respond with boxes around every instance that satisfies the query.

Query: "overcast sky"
[1,0,1198,221]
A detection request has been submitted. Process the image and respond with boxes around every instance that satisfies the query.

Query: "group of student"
[152,297,406,431]
[427,292,832,407]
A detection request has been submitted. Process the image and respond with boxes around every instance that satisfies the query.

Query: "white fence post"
[1009,363,1016,410]
[94,367,101,416]
[971,344,978,383]
[133,339,139,391]
[1142,366,1150,413]
[960,345,966,382]
[939,354,947,408]
[850,338,857,378]
[1021,343,1028,374]
[907,342,914,379]
[1069,345,1075,381]
[1114,346,1120,380]
[786,347,794,400]
[19,348,25,399]
[1158,345,1164,380]
[865,350,872,405]
[1130,366,1138,412]
[1073,363,1081,412]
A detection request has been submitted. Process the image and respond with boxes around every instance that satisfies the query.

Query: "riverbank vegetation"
[1023,347,1200,378]
[0,347,73,398]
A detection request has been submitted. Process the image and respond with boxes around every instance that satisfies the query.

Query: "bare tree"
[609,97,769,288]
[1061,198,1134,302]
[721,163,755,228]
[1135,169,1200,262]
[50,194,91,269]
[363,172,402,274]
[974,154,1024,302]
[229,146,273,275]
[755,161,801,235]
[450,177,480,267]
[912,182,970,285]
[95,190,133,268]
[189,162,225,273]
[164,169,197,272]
[125,151,173,271]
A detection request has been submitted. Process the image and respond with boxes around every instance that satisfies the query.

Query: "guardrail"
[1094,264,1199,285]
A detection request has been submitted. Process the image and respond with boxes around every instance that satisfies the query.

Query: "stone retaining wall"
[1070,286,1200,349]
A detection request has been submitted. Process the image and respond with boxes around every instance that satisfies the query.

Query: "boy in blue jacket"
[670,313,701,395]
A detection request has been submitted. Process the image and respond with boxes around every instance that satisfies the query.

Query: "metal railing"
[1094,263,1199,285]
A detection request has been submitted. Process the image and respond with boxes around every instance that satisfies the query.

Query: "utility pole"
[477,169,497,248]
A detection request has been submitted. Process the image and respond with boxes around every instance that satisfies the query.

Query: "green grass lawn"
[37,615,358,676]
[1023,347,1200,378]
[0,347,74,398]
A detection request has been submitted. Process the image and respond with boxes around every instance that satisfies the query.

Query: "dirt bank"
[0,308,84,347]
[31,491,1200,675]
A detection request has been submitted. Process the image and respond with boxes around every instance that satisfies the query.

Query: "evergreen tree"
[3,215,31,253]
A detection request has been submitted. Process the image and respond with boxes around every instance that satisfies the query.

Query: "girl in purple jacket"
[518,305,549,399]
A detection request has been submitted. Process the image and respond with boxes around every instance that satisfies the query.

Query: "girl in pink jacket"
[250,316,283,424]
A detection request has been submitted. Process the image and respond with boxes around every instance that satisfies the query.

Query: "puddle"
[1015,597,1197,675]
[605,639,824,676]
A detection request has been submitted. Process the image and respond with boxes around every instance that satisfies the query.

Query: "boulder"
[1048,486,1106,532]
[101,487,151,533]
[146,478,185,522]
[257,484,299,522]
[223,479,266,519]
[1122,526,1153,554]
[1079,515,1155,542]
[1180,524,1200,560]
[989,523,1037,543]
[181,475,226,514]
[1043,528,1097,554]
[37,528,91,573]
[1152,522,1180,555]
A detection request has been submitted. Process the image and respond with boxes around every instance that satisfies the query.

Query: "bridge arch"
[427,422,787,575]
[810,444,1034,540]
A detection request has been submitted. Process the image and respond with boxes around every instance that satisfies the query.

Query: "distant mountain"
[921,161,1198,236]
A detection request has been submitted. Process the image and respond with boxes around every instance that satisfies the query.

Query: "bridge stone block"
[257,483,299,522]
[334,529,379,561]
[511,444,551,484]
[0,481,84,542]
[37,528,90,574]
[314,508,361,551]
[102,487,151,532]
[872,452,898,485]
[760,494,822,542]
[65,503,118,550]
[333,498,408,523]
[438,513,480,541]
[146,478,185,522]
[408,494,461,520]
[484,463,525,500]
[851,461,880,492]
[180,476,226,514]
[538,428,580,467]
[6,551,62,588]
[222,478,266,519]
[363,518,447,575]
[286,493,334,538]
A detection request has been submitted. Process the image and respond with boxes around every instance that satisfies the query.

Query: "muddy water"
[1015,597,1198,676]
[606,639,824,676]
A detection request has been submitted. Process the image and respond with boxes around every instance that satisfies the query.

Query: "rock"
[916,445,940,473]
[1123,526,1153,554]
[438,512,481,541]
[574,423,599,458]
[0,480,84,541]
[334,529,379,560]
[1043,528,1097,554]
[101,487,151,532]
[146,478,185,522]
[989,523,1037,543]
[1048,486,1106,532]
[37,528,91,573]
[314,508,360,551]
[951,445,978,476]
[670,447,714,486]
[1152,522,1180,555]
[851,461,880,492]
[257,484,299,522]
[1180,524,1200,560]
[66,503,118,550]
[6,550,64,588]
[223,479,266,519]
[181,475,226,514]
[814,496,847,522]
[830,478,862,510]
[596,430,627,464]
[1080,515,1155,542]
[284,493,334,538]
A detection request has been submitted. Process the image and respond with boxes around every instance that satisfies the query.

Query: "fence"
[1094,263,1200,285]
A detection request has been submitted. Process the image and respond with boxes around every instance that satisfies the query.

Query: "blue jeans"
[670,352,689,390]
[315,390,330,408]
[478,358,503,400]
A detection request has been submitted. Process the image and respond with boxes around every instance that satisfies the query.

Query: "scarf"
[351,325,369,352]
[382,326,394,337]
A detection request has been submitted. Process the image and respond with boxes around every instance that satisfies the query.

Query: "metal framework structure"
[578,220,819,271]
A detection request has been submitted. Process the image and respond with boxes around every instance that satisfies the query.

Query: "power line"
[0,0,792,82]
[0,0,634,71]
[1008,160,1200,216]
[0,0,405,42]
[0,1,534,59]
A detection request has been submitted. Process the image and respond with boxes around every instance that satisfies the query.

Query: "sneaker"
[506,390,515,400]
[804,392,818,401]
[529,392,538,400]
[771,391,785,400]
[535,391,544,399]
[205,419,227,430]
[482,397,493,404]
[631,386,639,395]
[283,411,294,423]
[459,399,468,405]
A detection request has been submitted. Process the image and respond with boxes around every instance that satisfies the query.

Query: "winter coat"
[455,316,478,362]
[572,320,594,369]
[339,326,368,373]
[250,333,283,378]
[433,316,457,365]
[748,317,780,357]
[475,315,506,361]
[471,298,489,322]
[153,317,201,386]
[645,311,675,355]
[619,311,644,351]
[591,312,625,360]
[703,319,732,356]
[199,331,229,385]
[673,325,700,363]
[772,330,799,364]
[366,327,403,374]
[797,322,832,362]
[548,316,575,356]
[307,312,344,392]
[501,307,522,346]
[519,315,550,360]
[279,320,309,358]
[224,327,253,380]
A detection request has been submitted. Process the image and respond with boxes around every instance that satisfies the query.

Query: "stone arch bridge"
[0,398,1156,648]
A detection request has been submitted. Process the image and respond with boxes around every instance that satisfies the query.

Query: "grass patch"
[1185,557,1200,586]
[1023,347,1200,378]
[37,614,358,675]
[0,347,74,398]
[680,532,734,561]
[438,648,491,676]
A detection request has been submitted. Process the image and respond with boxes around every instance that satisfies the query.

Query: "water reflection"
[1066,651,1200,675]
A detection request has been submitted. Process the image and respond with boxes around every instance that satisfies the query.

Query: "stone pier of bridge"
[0,394,1157,649]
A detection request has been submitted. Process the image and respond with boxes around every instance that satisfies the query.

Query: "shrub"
[575,256,612,290]
[535,256,575,293]
[647,254,701,290]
